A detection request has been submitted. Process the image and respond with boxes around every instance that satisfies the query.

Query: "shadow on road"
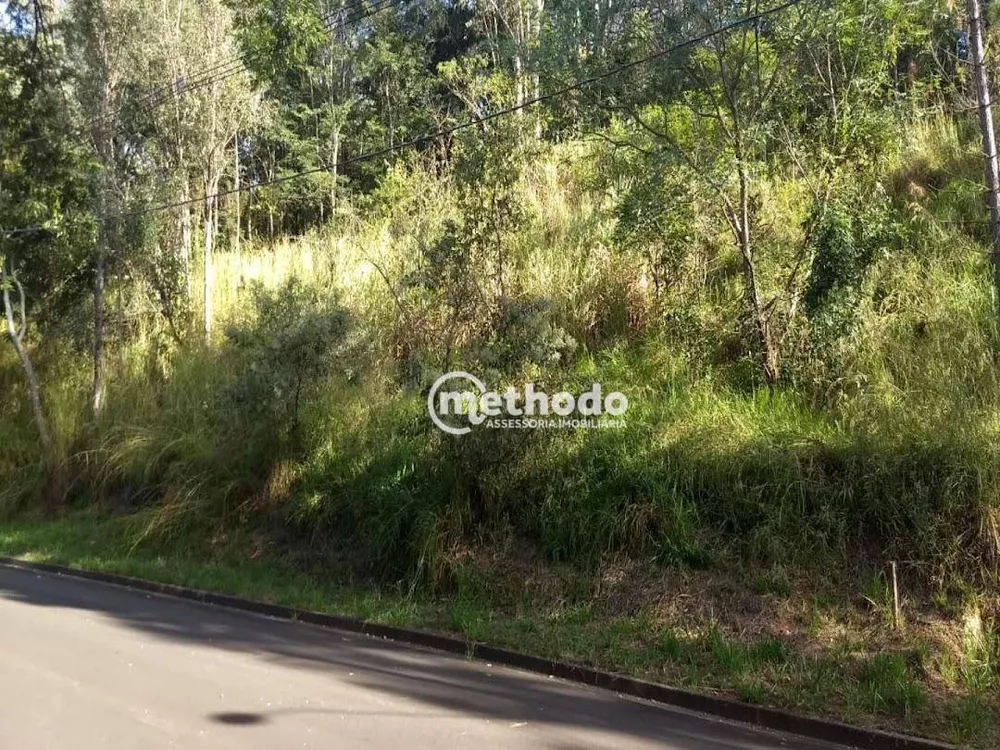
[0,565,831,750]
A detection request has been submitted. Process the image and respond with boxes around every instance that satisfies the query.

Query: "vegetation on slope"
[3,0,1000,744]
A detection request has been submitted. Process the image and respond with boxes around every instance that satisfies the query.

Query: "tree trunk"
[213,190,220,246]
[234,136,242,285]
[331,126,340,217]
[385,79,395,149]
[733,159,779,386]
[89,12,117,419]
[514,52,524,111]
[181,177,193,299]
[203,189,214,341]
[533,0,543,138]
[2,265,53,459]
[968,0,1000,307]
[92,195,107,416]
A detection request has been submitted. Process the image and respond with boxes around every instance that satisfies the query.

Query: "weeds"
[0,511,997,747]
[3,115,1000,746]
[853,654,927,717]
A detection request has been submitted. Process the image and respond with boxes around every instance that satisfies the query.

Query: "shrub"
[223,279,354,453]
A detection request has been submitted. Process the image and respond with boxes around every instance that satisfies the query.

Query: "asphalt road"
[0,564,847,750]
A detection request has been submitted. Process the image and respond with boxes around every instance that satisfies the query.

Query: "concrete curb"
[0,556,959,750]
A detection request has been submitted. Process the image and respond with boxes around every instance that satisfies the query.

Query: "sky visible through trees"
[4,2,1000,744]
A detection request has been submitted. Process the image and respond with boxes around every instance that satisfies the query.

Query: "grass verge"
[0,511,996,748]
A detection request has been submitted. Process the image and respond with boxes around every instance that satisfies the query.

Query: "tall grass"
[3,120,1000,591]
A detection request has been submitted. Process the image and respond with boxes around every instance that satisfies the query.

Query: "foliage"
[804,189,898,342]
[224,278,353,447]
[6,9,1000,742]
[0,2,95,327]
[613,156,697,301]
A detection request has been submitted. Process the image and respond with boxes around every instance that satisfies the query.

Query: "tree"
[1,0,93,461]
[605,1,802,384]
[69,0,145,414]
[0,259,52,458]
[589,0,907,385]
[231,0,353,230]
[185,0,254,340]
[477,0,545,134]
[140,0,210,305]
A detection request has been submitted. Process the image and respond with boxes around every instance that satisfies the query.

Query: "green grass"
[4,116,1000,747]
[5,119,1000,590]
[752,568,792,597]
[852,654,928,717]
[0,511,996,748]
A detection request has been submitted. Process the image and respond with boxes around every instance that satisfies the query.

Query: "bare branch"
[577,127,654,156]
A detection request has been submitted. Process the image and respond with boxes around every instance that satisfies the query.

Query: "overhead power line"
[3,0,806,236]
[120,0,405,127]
[19,0,407,148]
[108,0,809,220]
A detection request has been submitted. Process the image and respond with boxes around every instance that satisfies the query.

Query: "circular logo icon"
[427,371,487,436]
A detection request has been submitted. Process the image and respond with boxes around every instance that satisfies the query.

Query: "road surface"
[0,564,846,749]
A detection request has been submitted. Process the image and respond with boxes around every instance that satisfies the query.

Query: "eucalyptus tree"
[138,0,210,304]
[231,0,372,225]
[1,0,93,460]
[476,0,546,134]
[185,0,254,340]
[68,0,147,414]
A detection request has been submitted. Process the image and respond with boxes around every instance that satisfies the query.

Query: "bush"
[804,188,898,344]
[223,278,354,452]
